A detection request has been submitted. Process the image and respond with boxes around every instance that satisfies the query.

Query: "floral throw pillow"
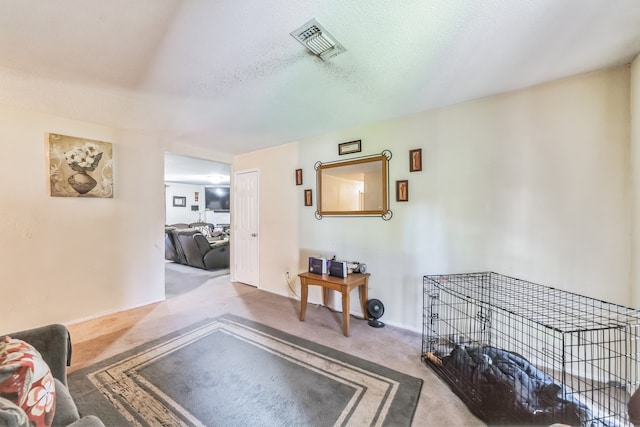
[0,337,56,427]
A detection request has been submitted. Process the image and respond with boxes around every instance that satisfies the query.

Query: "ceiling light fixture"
[207,174,225,184]
[290,18,346,60]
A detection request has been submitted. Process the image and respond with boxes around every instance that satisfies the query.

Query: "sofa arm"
[6,324,71,386]
[203,242,230,270]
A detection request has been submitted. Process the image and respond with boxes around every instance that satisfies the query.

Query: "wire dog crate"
[422,272,640,426]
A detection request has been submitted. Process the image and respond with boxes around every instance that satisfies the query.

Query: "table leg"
[359,280,369,320]
[299,281,308,321]
[322,287,329,307]
[342,289,350,337]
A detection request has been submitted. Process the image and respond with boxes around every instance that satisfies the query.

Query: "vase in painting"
[68,171,97,195]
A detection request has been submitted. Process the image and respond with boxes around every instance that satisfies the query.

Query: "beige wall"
[1,64,633,334]
[234,142,301,296]
[234,66,632,332]
[0,104,168,332]
[632,54,640,307]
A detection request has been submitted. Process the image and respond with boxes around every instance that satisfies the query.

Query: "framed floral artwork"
[296,168,303,185]
[48,133,113,198]
[304,189,313,206]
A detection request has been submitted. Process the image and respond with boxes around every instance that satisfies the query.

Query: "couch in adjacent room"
[165,228,230,270]
[0,324,104,427]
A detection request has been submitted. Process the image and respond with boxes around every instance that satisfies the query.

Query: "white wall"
[164,182,231,226]
[165,182,205,225]
[234,66,632,332]
[0,103,167,332]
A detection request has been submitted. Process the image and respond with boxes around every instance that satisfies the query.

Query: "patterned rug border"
[69,314,423,426]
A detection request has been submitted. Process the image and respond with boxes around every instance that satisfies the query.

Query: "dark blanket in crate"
[440,345,609,426]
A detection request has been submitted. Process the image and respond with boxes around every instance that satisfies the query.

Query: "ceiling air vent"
[290,18,346,60]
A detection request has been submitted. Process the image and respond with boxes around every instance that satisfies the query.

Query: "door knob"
[251,233,257,237]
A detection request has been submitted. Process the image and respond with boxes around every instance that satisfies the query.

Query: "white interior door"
[233,169,259,286]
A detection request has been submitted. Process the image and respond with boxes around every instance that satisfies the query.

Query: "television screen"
[205,186,230,212]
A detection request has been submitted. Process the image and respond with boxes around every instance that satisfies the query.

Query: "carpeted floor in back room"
[66,262,484,426]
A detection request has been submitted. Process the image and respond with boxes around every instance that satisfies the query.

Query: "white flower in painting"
[84,142,99,154]
[64,142,103,173]
[80,156,94,168]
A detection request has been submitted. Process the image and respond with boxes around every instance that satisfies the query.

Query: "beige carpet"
[67,262,485,426]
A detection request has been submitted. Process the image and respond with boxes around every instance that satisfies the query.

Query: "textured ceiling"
[1,0,640,155]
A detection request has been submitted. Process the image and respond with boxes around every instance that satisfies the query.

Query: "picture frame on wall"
[409,148,422,172]
[338,140,362,155]
[173,196,187,207]
[296,168,303,185]
[304,189,313,206]
[396,180,409,202]
[48,133,114,198]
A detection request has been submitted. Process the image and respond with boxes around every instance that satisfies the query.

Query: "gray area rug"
[68,314,422,426]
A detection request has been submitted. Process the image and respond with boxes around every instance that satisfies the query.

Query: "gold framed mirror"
[316,152,392,219]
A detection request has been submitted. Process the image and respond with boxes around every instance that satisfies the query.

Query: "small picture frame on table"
[304,189,313,206]
[338,140,362,155]
[296,168,303,185]
[396,180,409,202]
[410,148,422,172]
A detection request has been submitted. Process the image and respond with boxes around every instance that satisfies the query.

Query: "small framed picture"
[304,189,313,206]
[295,168,303,185]
[410,148,422,172]
[396,180,409,202]
[173,196,187,207]
[338,140,362,155]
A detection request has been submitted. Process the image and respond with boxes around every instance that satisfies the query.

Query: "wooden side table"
[298,272,370,337]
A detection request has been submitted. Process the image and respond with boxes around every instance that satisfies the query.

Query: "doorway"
[164,153,232,296]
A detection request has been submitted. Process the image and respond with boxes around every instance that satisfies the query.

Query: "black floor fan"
[366,299,385,328]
